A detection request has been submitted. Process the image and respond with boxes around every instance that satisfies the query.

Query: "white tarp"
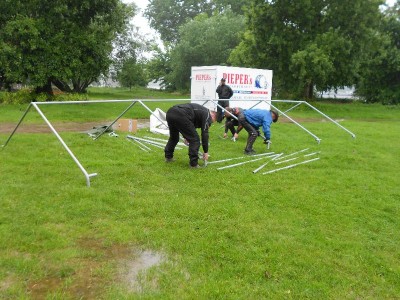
[150,108,169,135]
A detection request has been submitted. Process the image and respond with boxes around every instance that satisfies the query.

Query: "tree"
[166,12,245,90]
[356,2,400,104]
[144,0,247,44]
[229,0,385,98]
[0,0,134,94]
[117,58,147,90]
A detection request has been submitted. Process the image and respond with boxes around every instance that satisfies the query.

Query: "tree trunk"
[52,79,73,93]
[303,81,314,99]
[35,79,53,96]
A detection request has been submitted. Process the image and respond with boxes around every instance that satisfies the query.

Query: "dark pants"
[217,99,229,123]
[225,118,239,136]
[238,115,258,152]
[165,106,201,166]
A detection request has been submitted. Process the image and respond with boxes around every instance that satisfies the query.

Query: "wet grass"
[0,97,400,298]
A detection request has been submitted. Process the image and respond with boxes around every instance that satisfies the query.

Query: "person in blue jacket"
[238,109,279,155]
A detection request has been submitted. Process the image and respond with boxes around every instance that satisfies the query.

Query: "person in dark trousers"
[237,109,279,155]
[223,107,244,139]
[164,103,217,168]
[215,78,233,123]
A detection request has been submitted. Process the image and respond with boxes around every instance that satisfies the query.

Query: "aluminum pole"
[302,101,356,138]
[127,137,151,152]
[262,157,320,175]
[93,100,137,140]
[1,103,32,148]
[138,100,169,128]
[217,157,266,170]
[208,152,275,164]
[209,99,238,121]
[274,148,310,161]
[31,103,97,187]
[269,102,321,143]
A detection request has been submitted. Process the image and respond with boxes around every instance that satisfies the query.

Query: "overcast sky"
[124,0,397,40]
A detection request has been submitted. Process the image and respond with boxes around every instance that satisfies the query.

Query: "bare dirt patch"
[0,119,150,134]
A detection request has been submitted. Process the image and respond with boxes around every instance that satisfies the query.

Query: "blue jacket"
[243,109,273,140]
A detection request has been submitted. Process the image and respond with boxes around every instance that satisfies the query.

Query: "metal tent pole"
[93,100,137,140]
[282,102,302,114]
[138,100,169,128]
[268,102,321,143]
[209,99,239,120]
[32,103,97,187]
[1,103,32,148]
[302,101,356,138]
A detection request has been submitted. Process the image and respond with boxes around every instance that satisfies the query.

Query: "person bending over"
[238,109,279,155]
[164,103,217,168]
[223,107,244,140]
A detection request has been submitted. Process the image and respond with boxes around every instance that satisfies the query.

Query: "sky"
[124,0,397,41]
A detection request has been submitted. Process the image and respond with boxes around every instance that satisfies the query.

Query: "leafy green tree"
[144,0,247,44]
[230,0,385,98]
[0,0,134,94]
[166,12,245,90]
[117,58,147,90]
[356,2,400,104]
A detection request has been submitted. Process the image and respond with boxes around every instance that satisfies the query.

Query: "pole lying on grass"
[208,152,275,165]
[127,137,151,152]
[274,148,310,161]
[217,157,266,170]
[144,136,187,147]
[262,157,320,175]
[275,157,299,165]
[127,135,171,149]
[304,151,320,157]
[252,153,283,174]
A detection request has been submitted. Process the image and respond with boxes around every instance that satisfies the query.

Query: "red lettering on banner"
[222,72,253,85]
[195,74,212,80]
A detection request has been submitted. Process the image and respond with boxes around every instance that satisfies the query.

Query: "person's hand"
[203,153,209,161]
[223,133,227,139]
[233,133,239,139]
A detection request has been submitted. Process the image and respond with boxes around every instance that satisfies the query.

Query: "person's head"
[271,109,279,123]
[224,107,233,118]
[220,78,226,85]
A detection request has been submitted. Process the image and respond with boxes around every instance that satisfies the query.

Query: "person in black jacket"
[165,103,217,168]
[223,107,243,140]
[215,78,233,123]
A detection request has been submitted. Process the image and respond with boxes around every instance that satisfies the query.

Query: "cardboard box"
[114,119,137,133]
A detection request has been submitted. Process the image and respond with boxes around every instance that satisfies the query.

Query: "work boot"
[190,164,201,169]
[244,134,257,153]
[244,149,257,155]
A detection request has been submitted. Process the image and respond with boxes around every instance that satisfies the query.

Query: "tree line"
[0,0,398,103]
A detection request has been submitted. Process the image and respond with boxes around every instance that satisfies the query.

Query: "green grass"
[1,89,400,298]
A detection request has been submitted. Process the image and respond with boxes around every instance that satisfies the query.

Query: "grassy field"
[0,88,399,299]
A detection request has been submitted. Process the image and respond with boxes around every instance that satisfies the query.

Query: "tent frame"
[1,99,355,187]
